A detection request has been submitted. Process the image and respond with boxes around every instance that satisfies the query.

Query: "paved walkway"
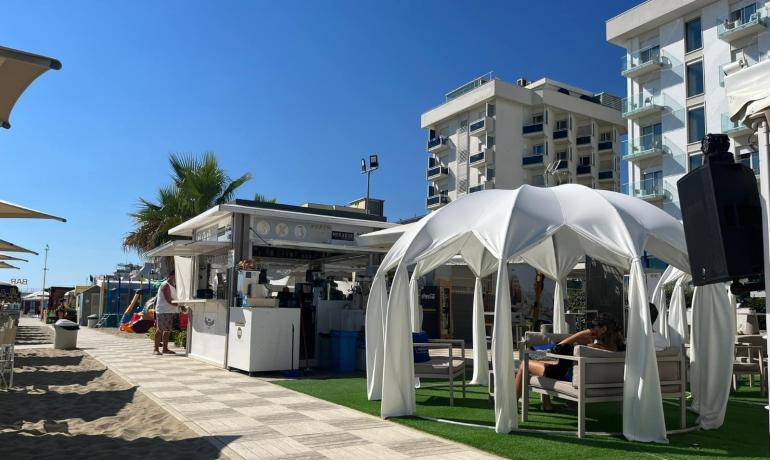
[66,322,497,460]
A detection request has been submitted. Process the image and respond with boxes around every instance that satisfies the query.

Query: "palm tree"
[253,193,278,203]
[123,152,252,254]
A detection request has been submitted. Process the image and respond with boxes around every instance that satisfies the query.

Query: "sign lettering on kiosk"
[331,231,355,241]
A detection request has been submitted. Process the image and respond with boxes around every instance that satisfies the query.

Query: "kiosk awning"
[145,239,231,258]
[0,46,62,129]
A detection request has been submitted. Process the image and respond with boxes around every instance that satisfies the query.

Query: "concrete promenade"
[63,321,498,460]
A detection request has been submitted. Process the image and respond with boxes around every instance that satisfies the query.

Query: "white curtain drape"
[409,272,421,333]
[667,279,687,347]
[381,265,416,417]
[173,256,193,301]
[365,276,387,400]
[492,261,517,433]
[690,284,735,429]
[623,258,667,443]
[552,279,568,333]
[470,277,489,385]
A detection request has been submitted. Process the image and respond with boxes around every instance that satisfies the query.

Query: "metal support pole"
[756,118,770,424]
[41,244,49,318]
[366,170,371,214]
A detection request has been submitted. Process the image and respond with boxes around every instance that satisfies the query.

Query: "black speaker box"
[677,141,763,286]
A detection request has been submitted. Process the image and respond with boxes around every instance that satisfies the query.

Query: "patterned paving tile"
[283,401,337,411]
[326,417,392,431]
[386,438,466,457]
[251,411,313,425]
[317,444,409,459]
[270,420,341,436]
[291,431,368,449]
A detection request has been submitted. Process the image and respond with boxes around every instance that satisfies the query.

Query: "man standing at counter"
[153,270,187,355]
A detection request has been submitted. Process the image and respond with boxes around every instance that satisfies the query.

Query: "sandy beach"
[0,346,228,459]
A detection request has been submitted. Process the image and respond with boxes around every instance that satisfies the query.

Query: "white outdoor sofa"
[413,338,466,406]
[520,332,687,438]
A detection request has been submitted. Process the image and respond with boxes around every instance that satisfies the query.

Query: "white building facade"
[420,74,626,210]
[608,0,769,218]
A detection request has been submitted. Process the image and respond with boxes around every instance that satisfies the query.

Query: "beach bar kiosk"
[147,199,392,369]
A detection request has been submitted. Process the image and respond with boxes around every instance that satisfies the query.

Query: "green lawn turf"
[276,374,769,460]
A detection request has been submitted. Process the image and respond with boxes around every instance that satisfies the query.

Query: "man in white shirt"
[153,270,186,355]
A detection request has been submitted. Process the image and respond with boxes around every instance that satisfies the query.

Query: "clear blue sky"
[0,0,640,291]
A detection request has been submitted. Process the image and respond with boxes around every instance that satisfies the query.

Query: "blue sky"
[0,0,640,290]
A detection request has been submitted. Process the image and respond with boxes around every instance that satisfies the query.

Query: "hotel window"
[486,135,495,147]
[555,119,568,131]
[687,106,706,144]
[689,153,703,171]
[532,144,545,155]
[730,3,758,25]
[579,155,591,166]
[640,45,660,64]
[685,18,702,52]
[686,61,704,97]
[487,168,495,179]
[600,131,613,142]
[487,104,496,117]
[557,150,568,161]
[532,113,544,124]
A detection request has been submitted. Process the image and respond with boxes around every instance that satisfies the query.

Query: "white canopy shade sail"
[0,254,27,262]
[356,221,416,248]
[0,239,37,255]
[0,45,61,130]
[366,184,734,443]
[0,200,66,221]
[23,290,47,301]
[0,261,19,269]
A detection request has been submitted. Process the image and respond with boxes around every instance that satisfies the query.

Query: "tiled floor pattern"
[75,325,499,460]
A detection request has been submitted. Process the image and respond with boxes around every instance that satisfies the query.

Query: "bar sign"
[331,231,355,241]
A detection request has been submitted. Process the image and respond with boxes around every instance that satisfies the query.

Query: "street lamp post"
[360,154,379,213]
[41,244,49,311]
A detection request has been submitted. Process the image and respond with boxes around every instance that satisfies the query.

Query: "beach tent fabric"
[365,184,731,442]
[650,266,690,347]
[0,46,61,130]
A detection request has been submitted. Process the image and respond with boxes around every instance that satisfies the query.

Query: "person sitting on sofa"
[515,313,624,411]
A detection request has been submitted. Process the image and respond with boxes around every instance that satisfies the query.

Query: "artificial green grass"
[276,374,769,459]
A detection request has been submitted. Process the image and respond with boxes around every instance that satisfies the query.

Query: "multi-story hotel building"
[607,0,769,218]
[420,74,626,210]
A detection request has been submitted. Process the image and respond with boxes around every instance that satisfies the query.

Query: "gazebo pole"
[756,118,770,424]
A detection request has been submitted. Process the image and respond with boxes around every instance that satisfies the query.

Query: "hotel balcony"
[621,133,665,161]
[598,170,615,181]
[553,129,569,144]
[621,90,664,119]
[522,121,544,136]
[468,181,495,194]
[576,135,592,148]
[522,154,544,168]
[469,116,493,137]
[426,194,449,208]
[621,48,666,79]
[426,165,449,180]
[469,148,494,167]
[721,113,752,136]
[598,140,613,152]
[576,164,592,176]
[621,177,664,202]
[555,159,568,170]
[717,9,767,42]
[427,136,448,153]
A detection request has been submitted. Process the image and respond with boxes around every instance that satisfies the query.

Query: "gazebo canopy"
[366,185,734,443]
[0,239,37,255]
[0,199,66,221]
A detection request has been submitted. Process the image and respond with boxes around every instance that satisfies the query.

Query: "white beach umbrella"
[0,239,37,255]
[0,45,61,129]
[0,200,66,221]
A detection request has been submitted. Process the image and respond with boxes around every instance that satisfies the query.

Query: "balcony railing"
[621,133,665,161]
[721,113,751,135]
[621,177,664,201]
[556,160,568,170]
[426,165,448,180]
[553,129,568,140]
[598,140,613,151]
[427,136,448,151]
[717,9,766,42]
[576,164,591,175]
[469,149,493,166]
[621,90,664,118]
[468,181,494,193]
[470,117,492,135]
[426,194,449,207]
[522,155,544,166]
[621,47,666,78]
[576,135,592,146]
[522,122,544,135]
[598,170,614,180]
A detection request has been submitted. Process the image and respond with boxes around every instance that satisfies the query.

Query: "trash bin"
[318,332,331,369]
[54,319,80,350]
[87,314,99,328]
[330,330,358,373]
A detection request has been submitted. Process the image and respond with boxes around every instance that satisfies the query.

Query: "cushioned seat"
[414,357,465,374]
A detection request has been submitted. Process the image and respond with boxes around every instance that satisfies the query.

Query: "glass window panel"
[685,18,702,52]
[689,154,703,171]
[687,107,706,143]
[687,61,704,97]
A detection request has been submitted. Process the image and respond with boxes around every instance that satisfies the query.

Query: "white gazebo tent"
[725,57,770,432]
[366,185,735,442]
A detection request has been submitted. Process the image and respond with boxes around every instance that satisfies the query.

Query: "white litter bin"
[87,314,99,328]
[54,319,80,350]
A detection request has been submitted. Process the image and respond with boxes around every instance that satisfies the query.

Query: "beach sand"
[0,347,228,459]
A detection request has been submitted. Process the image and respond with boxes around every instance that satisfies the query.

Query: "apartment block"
[420,74,626,210]
[608,0,769,218]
